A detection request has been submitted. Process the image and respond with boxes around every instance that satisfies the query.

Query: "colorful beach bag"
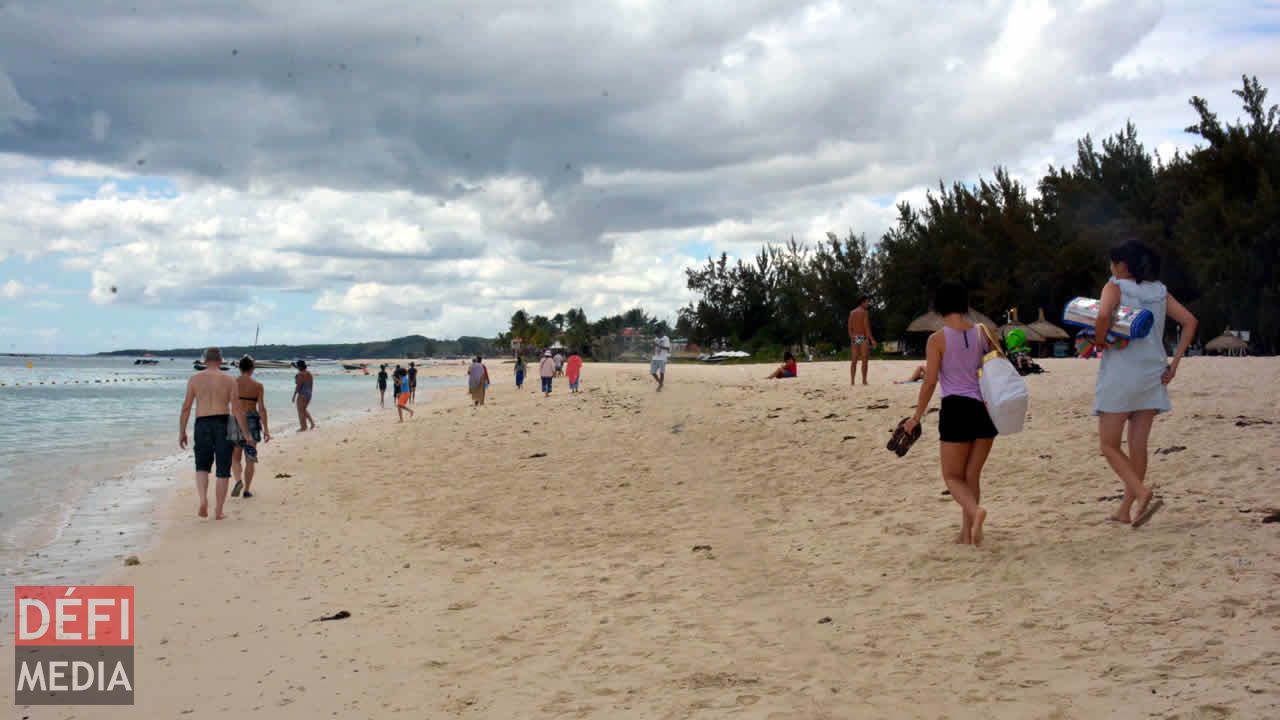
[976,325,1029,435]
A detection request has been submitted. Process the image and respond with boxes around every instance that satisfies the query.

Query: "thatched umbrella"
[1205,330,1248,355]
[1028,307,1070,341]
[906,309,999,333]
[905,311,944,333]
[998,309,1044,342]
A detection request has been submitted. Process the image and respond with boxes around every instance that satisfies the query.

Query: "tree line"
[676,75,1279,355]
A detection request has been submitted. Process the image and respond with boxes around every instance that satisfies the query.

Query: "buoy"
[26,361,33,368]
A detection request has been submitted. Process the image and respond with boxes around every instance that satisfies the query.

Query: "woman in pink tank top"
[904,281,998,546]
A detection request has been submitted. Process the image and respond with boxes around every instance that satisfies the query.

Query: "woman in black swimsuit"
[229,355,271,498]
[377,364,389,407]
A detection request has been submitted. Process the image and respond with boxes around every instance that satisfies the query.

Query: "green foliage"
[679,75,1280,355]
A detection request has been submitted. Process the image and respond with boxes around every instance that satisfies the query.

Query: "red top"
[784,358,798,376]
[566,355,583,381]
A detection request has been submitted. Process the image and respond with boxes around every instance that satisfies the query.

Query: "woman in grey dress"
[1093,241,1197,527]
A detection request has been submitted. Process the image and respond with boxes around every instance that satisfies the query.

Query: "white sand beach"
[7,358,1278,719]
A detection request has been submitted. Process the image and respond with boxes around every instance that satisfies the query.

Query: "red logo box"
[14,586,134,647]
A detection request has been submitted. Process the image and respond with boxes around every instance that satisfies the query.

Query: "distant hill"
[98,335,498,360]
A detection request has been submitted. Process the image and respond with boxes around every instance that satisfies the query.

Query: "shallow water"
[0,355,451,602]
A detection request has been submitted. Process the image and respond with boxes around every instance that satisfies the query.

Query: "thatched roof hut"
[1028,308,1070,341]
[906,309,999,333]
[1205,331,1248,355]
[999,309,1045,343]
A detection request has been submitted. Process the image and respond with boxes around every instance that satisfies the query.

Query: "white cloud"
[0,1,1272,349]
[1,279,25,299]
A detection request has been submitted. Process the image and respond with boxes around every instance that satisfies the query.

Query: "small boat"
[134,358,160,365]
[255,360,296,370]
[193,361,231,371]
[341,363,368,371]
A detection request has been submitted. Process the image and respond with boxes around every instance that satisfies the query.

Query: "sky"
[1,0,1277,353]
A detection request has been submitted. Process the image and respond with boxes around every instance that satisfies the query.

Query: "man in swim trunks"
[179,347,255,520]
[408,362,418,403]
[377,364,389,407]
[847,295,877,386]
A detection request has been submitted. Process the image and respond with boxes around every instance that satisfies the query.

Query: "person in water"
[396,369,415,421]
[514,356,526,389]
[766,351,798,379]
[292,361,317,431]
[1092,240,1197,527]
[229,355,270,499]
[903,281,998,546]
[376,364,389,407]
[179,347,255,520]
[848,295,877,386]
[566,349,583,392]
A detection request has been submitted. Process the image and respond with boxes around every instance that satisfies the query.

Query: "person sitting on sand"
[229,355,270,499]
[539,350,555,397]
[894,365,926,384]
[903,281,997,546]
[1092,240,1196,527]
[766,351,798,379]
[179,347,255,520]
[566,349,583,392]
[396,369,415,421]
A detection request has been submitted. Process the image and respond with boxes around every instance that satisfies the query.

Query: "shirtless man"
[179,348,255,520]
[847,295,876,385]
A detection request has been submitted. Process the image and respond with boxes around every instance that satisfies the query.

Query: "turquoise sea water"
[0,355,453,596]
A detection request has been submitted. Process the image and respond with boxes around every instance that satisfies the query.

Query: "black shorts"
[938,396,998,443]
[194,415,233,478]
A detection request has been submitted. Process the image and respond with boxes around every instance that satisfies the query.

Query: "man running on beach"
[651,333,671,391]
[848,295,876,385]
[179,347,254,520]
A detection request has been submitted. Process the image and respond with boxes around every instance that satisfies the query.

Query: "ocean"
[0,355,455,611]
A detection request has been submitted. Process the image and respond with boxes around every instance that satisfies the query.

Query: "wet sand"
[6,358,1278,718]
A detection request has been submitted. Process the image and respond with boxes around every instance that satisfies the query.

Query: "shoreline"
[6,359,1278,718]
[0,377,457,624]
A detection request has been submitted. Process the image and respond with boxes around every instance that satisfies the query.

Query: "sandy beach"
[7,358,1278,719]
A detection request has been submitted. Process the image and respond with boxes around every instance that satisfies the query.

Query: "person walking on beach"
[468,356,490,406]
[377,364,389,407]
[229,355,270,499]
[1092,240,1197,527]
[566,349,583,392]
[651,334,671,391]
[179,347,255,520]
[539,350,556,397]
[292,361,317,431]
[903,282,997,546]
[409,362,418,404]
[848,295,876,386]
[554,351,565,378]
[514,356,526,389]
[396,369,415,421]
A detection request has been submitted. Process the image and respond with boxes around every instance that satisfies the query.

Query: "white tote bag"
[977,325,1029,434]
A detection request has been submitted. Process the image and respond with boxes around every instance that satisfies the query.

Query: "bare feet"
[215,512,226,520]
[1108,510,1131,523]
[955,531,970,545]
[197,503,208,518]
[971,507,987,546]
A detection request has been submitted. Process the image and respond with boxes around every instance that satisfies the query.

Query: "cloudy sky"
[0,0,1276,353]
